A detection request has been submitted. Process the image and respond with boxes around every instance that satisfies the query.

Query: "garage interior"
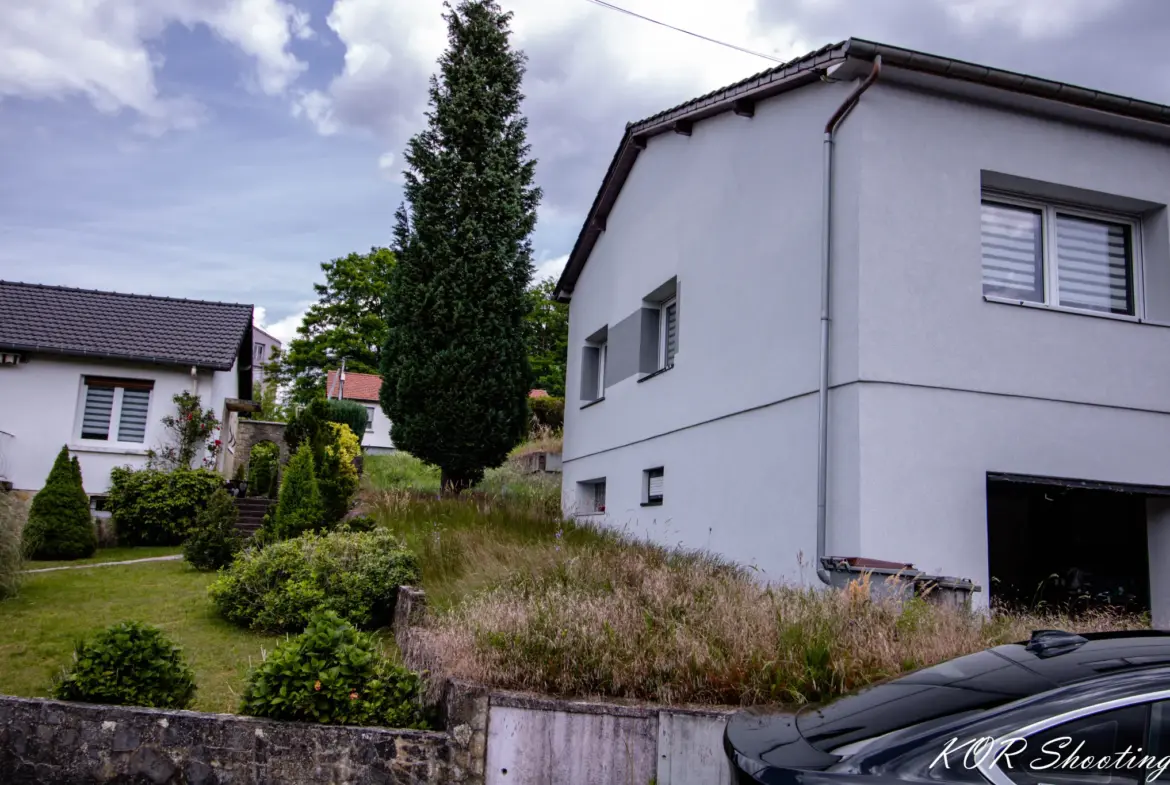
[986,473,1152,612]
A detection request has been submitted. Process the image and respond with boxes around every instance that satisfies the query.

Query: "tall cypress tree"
[381,0,540,492]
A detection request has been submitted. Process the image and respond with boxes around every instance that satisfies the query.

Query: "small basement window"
[643,467,664,506]
[578,479,606,514]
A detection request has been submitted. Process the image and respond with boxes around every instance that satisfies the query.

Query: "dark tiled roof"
[553,37,1170,301]
[0,281,253,370]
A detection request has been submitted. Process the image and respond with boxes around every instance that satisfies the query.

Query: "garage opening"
[986,473,1154,612]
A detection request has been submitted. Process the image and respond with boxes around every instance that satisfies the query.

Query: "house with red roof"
[325,369,395,455]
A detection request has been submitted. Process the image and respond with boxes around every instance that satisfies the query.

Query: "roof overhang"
[553,37,1170,303]
[0,343,234,371]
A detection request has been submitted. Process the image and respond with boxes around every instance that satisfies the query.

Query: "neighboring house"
[325,370,395,455]
[555,38,1170,620]
[0,281,254,495]
[251,325,282,388]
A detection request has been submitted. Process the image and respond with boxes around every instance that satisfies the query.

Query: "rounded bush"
[52,620,196,709]
[240,610,429,727]
[183,488,243,571]
[23,446,96,561]
[208,528,419,633]
[107,467,223,545]
[324,399,369,443]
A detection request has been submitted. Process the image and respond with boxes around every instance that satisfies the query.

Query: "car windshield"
[797,650,1052,752]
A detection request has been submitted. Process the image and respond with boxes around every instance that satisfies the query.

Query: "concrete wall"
[562,78,865,579]
[0,355,236,493]
[0,695,479,784]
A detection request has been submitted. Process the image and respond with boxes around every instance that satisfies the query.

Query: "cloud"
[256,304,310,344]
[377,151,397,180]
[534,254,567,284]
[0,0,311,132]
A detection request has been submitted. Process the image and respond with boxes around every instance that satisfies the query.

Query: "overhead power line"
[582,0,785,63]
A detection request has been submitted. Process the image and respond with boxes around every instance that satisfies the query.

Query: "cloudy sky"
[2,0,1167,340]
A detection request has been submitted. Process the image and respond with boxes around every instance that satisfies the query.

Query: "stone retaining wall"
[0,695,483,785]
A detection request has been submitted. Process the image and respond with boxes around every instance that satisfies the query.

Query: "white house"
[0,281,255,495]
[251,324,282,389]
[325,369,395,455]
[555,38,1170,621]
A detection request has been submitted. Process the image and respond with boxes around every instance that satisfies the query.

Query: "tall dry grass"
[0,492,27,599]
[415,545,1147,708]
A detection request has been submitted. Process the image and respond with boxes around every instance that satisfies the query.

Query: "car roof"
[795,631,1170,752]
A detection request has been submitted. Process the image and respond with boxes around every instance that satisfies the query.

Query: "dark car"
[726,630,1170,785]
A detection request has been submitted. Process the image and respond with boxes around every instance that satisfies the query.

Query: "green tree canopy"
[524,276,568,397]
[381,0,540,491]
[277,248,395,403]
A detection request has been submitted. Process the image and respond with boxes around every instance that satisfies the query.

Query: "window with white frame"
[596,341,607,398]
[579,479,606,513]
[253,341,265,362]
[78,377,154,443]
[365,405,376,432]
[644,467,664,506]
[981,195,1140,316]
[659,298,677,369]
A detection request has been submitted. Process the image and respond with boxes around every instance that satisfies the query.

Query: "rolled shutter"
[117,388,151,443]
[648,469,664,501]
[81,386,115,440]
[981,202,1043,303]
[1054,214,1134,315]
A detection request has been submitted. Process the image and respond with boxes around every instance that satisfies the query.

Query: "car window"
[999,704,1148,785]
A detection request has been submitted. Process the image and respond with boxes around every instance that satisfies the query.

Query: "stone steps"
[233,497,274,536]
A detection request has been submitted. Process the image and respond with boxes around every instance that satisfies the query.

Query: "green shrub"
[51,620,196,709]
[325,399,369,443]
[106,466,223,546]
[528,396,564,432]
[208,528,419,632]
[319,423,360,524]
[284,398,329,455]
[240,610,429,728]
[270,445,324,539]
[247,441,281,499]
[22,446,96,560]
[183,489,243,571]
[337,513,377,533]
[0,492,26,598]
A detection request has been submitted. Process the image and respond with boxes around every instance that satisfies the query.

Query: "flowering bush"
[148,392,220,470]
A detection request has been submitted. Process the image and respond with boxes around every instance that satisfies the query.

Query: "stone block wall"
[0,696,482,785]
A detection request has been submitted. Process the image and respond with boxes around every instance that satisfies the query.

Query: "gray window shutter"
[82,386,115,440]
[117,388,151,443]
[981,201,1043,303]
[639,308,661,373]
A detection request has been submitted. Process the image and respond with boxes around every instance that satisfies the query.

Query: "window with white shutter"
[982,194,1140,317]
[77,378,154,443]
[644,467,664,506]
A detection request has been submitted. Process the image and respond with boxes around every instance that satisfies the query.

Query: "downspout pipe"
[816,55,882,585]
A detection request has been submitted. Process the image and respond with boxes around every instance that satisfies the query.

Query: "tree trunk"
[440,470,473,496]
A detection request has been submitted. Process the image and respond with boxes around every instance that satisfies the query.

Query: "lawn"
[26,545,182,571]
[0,559,282,713]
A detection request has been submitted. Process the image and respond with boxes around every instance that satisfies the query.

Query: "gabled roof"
[553,37,1170,302]
[326,369,382,402]
[0,280,253,371]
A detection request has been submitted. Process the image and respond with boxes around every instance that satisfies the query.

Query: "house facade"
[325,370,395,454]
[251,325,282,388]
[556,39,1170,621]
[0,281,254,495]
